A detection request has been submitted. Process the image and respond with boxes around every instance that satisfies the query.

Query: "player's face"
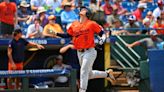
[17,33,22,38]
[79,9,87,17]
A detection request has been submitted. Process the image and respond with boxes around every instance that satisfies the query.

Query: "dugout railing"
[0,69,77,92]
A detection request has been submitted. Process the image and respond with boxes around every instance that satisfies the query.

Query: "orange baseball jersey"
[0,2,16,25]
[67,20,102,49]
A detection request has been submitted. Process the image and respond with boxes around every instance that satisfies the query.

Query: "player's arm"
[56,24,73,38]
[93,22,107,45]
[126,41,141,48]
[56,33,72,38]
[7,47,14,64]
[126,38,147,48]
[27,42,45,49]
[7,47,16,69]
[60,44,74,54]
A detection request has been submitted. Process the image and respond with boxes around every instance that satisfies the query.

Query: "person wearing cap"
[153,0,164,20]
[0,0,17,38]
[52,55,72,85]
[17,1,31,31]
[7,29,44,89]
[60,2,78,24]
[133,3,147,22]
[30,0,46,12]
[43,15,64,38]
[141,18,151,34]
[26,18,43,38]
[26,7,49,27]
[126,30,163,49]
[153,16,164,35]
[36,7,49,27]
[124,15,141,35]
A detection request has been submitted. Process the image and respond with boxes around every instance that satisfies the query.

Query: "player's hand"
[126,44,132,48]
[98,34,106,45]
[36,44,45,49]
[11,62,17,70]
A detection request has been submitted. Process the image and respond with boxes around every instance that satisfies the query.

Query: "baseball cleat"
[106,69,116,81]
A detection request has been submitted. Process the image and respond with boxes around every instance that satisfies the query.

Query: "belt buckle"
[78,48,89,52]
[78,49,84,52]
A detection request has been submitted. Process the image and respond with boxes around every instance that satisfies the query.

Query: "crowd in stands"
[0,0,164,38]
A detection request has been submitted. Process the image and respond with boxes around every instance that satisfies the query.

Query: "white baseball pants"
[77,48,108,92]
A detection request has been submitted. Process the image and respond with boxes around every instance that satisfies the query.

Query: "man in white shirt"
[30,0,47,11]
[153,0,164,20]
[26,18,43,38]
[53,55,72,84]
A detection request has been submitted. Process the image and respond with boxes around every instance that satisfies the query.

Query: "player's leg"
[78,48,97,92]
[15,62,23,89]
[7,62,15,89]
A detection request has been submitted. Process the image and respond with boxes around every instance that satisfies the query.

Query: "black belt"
[78,48,89,52]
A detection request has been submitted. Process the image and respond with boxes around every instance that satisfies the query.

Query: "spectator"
[126,30,163,49]
[46,0,62,14]
[112,0,127,15]
[153,17,164,35]
[26,18,43,38]
[43,15,64,38]
[153,0,164,20]
[144,11,155,27]
[142,18,151,34]
[111,19,128,35]
[53,55,72,86]
[60,3,78,26]
[30,0,47,12]
[124,15,141,35]
[101,0,113,25]
[61,0,75,9]
[36,7,49,27]
[133,3,147,22]
[17,1,31,33]
[26,7,49,27]
[0,0,17,38]
[18,1,31,21]
[106,6,120,27]
[89,0,100,13]
[74,1,83,15]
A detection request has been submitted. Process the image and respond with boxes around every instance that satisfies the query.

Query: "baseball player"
[54,7,115,92]
[7,29,44,89]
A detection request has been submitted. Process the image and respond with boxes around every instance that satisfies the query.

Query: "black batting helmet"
[80,6,92,19]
